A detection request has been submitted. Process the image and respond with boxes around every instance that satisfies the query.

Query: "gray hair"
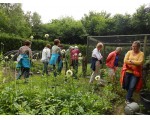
[116,47,122,52]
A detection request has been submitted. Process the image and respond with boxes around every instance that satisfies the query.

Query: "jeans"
[124,72,139,100]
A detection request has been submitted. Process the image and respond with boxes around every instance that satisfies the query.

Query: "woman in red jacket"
[106,47,122,82]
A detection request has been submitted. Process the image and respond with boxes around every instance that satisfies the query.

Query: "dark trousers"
[17,67,30,79]
[42,62,49,75]
[124,72,139,100]
[72,60,78,78]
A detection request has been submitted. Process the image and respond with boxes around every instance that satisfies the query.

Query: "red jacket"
[120,63,143,92]
[106,51,117,70]
[71,49,80,60]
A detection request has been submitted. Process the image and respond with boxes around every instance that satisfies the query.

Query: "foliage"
[0,3,32,38]
[0,56,124,115]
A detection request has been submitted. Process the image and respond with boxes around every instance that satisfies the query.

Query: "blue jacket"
[16,54,30,68]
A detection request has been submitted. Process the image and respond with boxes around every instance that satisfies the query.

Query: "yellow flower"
[95,75,100,81]
[66,69,73,77]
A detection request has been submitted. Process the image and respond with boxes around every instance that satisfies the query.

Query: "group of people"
[90,41,144,104]
[16,39,144,105]
[16,39,81,82]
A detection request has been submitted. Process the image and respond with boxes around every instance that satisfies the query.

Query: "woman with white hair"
[106,47,122,82]
[89,42,103,83]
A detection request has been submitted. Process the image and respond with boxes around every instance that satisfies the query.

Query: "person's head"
[54,39,60,46]
[132,41,141,53]
[24,40,31,47]
[96,42,103,50]
[115,47,122,55]
[46,44,51,49]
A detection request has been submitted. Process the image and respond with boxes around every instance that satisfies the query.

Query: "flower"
[78,53,82,57]
[95,75,100,81]
[11,54,14,58]
[66,69,73,77]
[44,34,49,38]
[5,56,8,59]
[61,49,66,54]
[30,36,34,39]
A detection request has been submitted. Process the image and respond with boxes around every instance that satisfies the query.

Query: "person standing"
[71,46,80,79]
[41,44,51,76]
[106,47,122,82]
[49,39,61,76]
[89,42,103,83]
[65,46,73,74]
[57,44,64,74]
[16,40,32,81]
[18,40,32,59]
[120,41,144,104]
[16,50,31,83]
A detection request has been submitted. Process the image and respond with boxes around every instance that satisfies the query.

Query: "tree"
[132,5,150,34]
[81,11,111,36]
[0,3,32,37]
[41,17,87,44]
[112,13,132,35]
[31,12,42,39]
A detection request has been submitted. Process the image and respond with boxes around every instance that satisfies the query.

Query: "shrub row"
[0,34,87,56]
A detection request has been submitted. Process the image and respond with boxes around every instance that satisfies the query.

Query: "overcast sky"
[2,0,150,23]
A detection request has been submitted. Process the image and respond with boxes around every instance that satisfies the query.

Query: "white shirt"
[92,48,103,60]
[41,47,51,62]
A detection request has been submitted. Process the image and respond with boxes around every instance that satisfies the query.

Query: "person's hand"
[129,60,134,65]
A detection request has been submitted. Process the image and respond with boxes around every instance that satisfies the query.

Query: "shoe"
[125,99,131,104]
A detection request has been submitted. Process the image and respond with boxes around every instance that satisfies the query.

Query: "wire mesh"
[87,34,150,66]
